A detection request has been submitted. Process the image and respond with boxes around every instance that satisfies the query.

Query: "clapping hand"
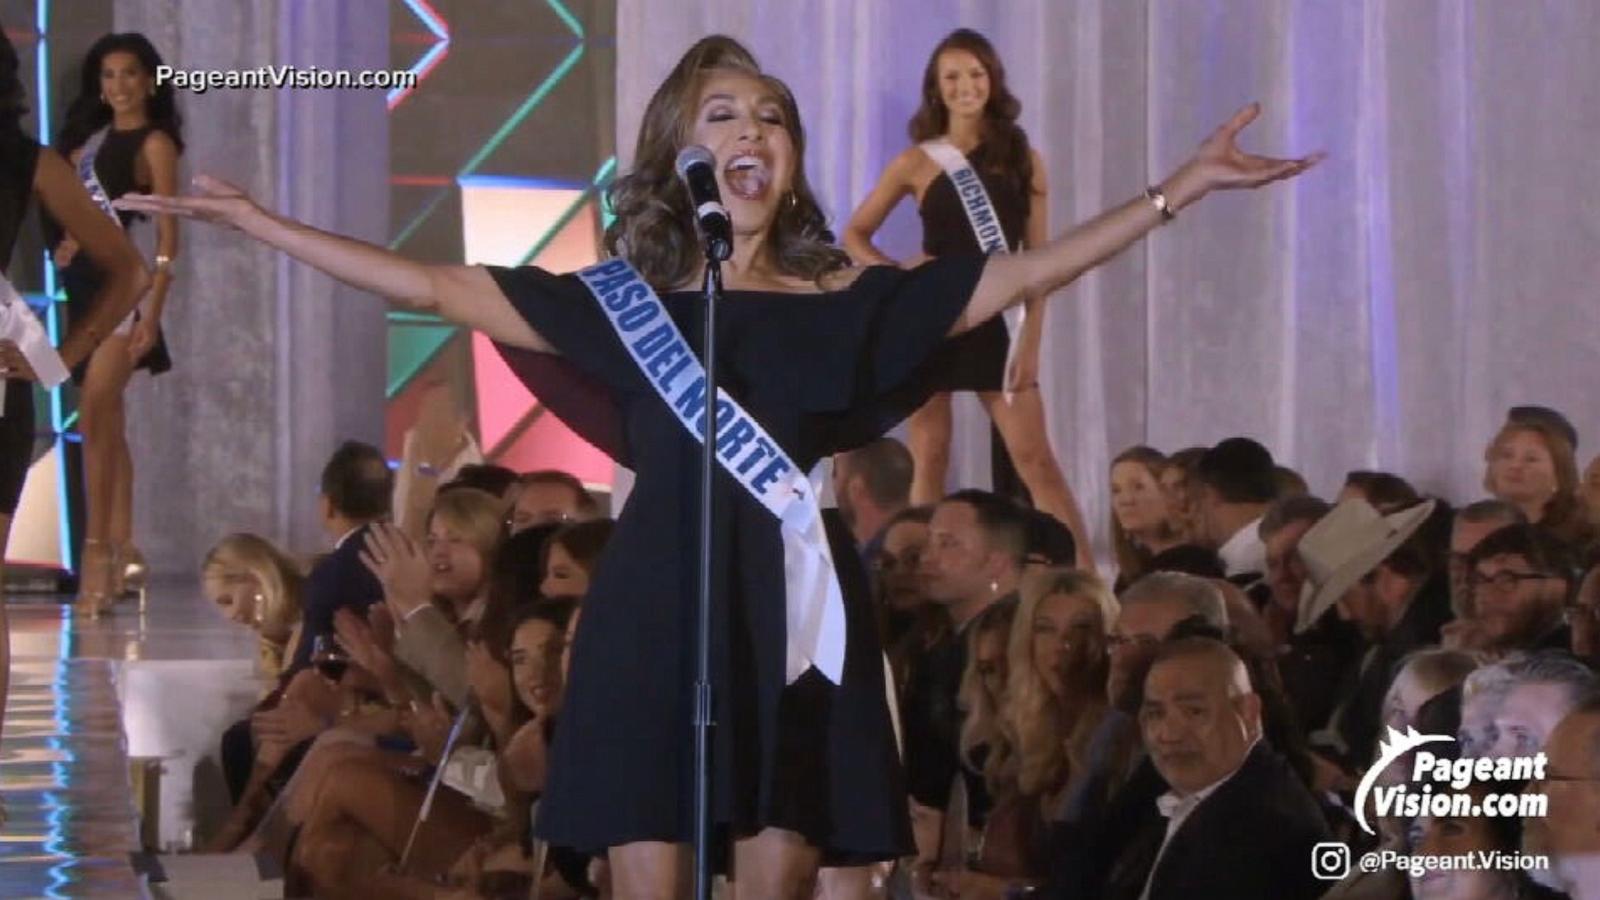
[360,522,432,618]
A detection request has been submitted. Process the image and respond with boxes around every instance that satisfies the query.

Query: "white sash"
[77,128,122,224]
[575,258,847,685]
[0,274,71,410]
[920,139,1026,396]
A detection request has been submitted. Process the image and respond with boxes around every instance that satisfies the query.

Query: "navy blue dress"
[489,255,987,859]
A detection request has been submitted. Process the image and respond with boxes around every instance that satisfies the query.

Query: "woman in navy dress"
[120,34,1317,899]
[846,29,1095,568]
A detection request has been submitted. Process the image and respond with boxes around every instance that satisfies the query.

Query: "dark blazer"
[287,523,385,674]
[1103,742,1332,900]
[1040,748,1166,900]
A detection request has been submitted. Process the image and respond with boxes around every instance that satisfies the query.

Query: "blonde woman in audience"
[1380,648,1481,734]
[201,533,307,678]
[1108,447,1182,591]
[933,568,1115,898]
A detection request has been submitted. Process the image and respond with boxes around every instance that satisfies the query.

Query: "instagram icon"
[1312,842,1351,881]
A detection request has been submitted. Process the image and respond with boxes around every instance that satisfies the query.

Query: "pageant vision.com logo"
[1310,727,1551,881]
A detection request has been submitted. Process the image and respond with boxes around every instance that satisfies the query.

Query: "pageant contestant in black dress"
[846,29,1095,568]
[50,33,182,615]
[0,27,148,746]
[119,34,1318,898]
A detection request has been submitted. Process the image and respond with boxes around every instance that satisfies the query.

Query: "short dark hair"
[940,489,1028,564]
[1259,495,1331,541]
[1196,437,1277,505]
[1023,509,1076,567]
[1465,523,1579,586]
[519,469,599,517]
[545,519,616,574]
[1344,470,1420,513]
[840,438,913,509]
[447,464,520,498]
[1456,499,1526,528]
[319,441,393,521]
[1146,544,1226,580]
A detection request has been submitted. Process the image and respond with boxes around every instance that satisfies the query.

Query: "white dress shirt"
[1139,738,1261,900]
[1217,516,1266,578]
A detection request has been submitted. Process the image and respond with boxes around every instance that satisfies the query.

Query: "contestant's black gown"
[488,254,987,859]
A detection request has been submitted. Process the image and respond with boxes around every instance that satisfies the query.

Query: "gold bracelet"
[1144,186,1175,223]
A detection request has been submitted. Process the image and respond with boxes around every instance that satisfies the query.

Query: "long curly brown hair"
[908,28,1035,200]
[604,35,847,291]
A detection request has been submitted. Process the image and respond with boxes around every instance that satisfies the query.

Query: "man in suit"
[1194,437,1277,602]
[286,440,393,674]
[1105,637,1329,900]
[1464,522,1578,656]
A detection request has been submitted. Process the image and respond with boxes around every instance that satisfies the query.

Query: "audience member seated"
[1156,446,1208,545]
[1458,660,1518,759]
[1463,523,1578,656]
[203,533,307,810]
[1481,651,1597,759]
[1484,415,1597,562]
[1446,499,1527,626]
[1038,573,1228,900]
[539,519,615,602]
[1380,648,1480,734]
[1142,543,1224,580]
[1102,637,1330,900]
[1109,447,1183,591]
[1525,694,1600,900]
[291,440,393,674]
[1338,470,1421,514]
[1574,564,1600,666]
[904,490,1027,862]
[833,436,913,560]
[1295,497,1442,770]
[936,570,1116,897]
[1194,437,1278,593]
[871,506,937,692]
[202,533,307,683]
[508,470,599,534]
[293,601,580,899]
[366,488,507,710]
[1273,465,1309,499]
[1408,780,1557,900]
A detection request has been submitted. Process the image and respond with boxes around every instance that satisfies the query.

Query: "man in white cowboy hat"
[1294,496,1444,771]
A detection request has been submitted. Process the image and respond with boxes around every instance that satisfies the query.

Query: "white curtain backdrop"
[616,0,1600,558]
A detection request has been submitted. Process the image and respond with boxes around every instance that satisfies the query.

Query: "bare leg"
[76,336,134,613]
[608,841,690,900]
[980,390,1094,569]
[732,827,821,900]
[906,393,953,506]
[816,862,889,899]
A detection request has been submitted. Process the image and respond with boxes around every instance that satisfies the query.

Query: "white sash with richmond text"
[576,258,847,685]
[920,139,1026,396]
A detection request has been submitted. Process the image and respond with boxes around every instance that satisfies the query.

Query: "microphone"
[675,145,733,262]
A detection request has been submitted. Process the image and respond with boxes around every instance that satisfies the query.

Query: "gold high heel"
[74,539,113,619]
[118,542,149,609]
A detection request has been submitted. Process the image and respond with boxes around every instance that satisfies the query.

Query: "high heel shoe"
[73,539,114,619]
[117,542,149,609]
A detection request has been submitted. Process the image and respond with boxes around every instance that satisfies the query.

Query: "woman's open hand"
[114,174,262,230]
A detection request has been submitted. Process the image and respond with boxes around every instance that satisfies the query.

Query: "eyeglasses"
[1468,570,1554,593]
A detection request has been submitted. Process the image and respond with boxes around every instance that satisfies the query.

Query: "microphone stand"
[693,234,729,900]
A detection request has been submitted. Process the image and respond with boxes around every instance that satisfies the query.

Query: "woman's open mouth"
[724,152,772,201]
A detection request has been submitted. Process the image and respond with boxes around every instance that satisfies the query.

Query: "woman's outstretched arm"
[953,104,1323,336]
[116,175,552,352]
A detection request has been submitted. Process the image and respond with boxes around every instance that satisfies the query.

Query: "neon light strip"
[36,0,73,574]
[388,185,451,250]
[545,0,585,39]
[400,0,449,40]
[386,39,449,110]
[457,43,583,177]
